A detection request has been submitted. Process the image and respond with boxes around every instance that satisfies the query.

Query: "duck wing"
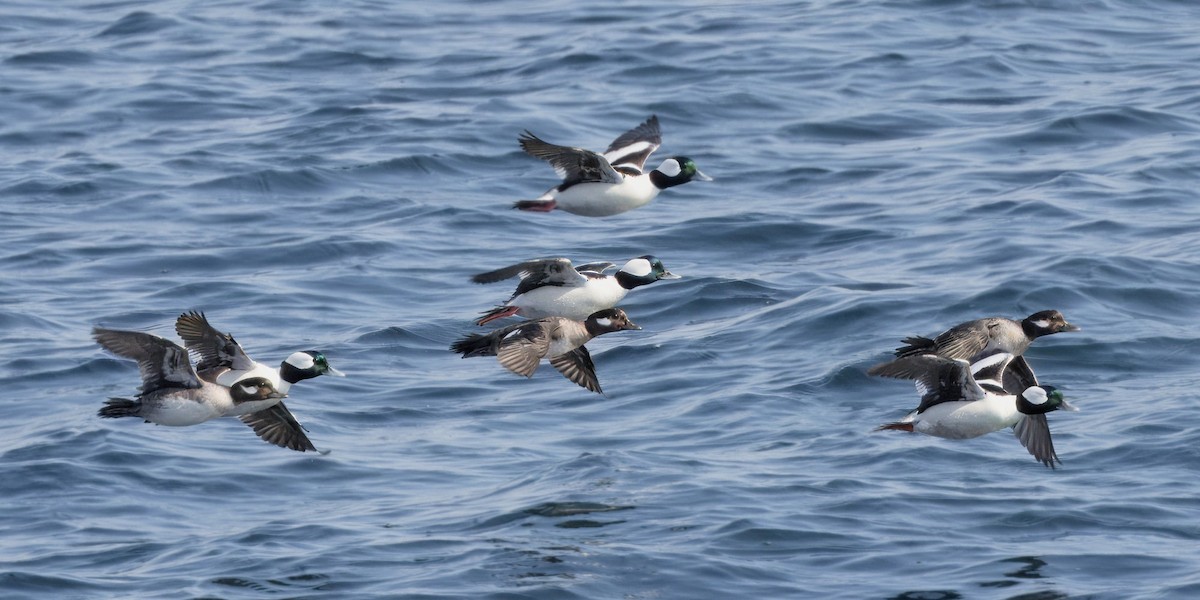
[929,319,994,360]
[93,328,202,394]
[1003,355,1040,394]
[602,115,661,174]
[1013,413,1060,468]
[519,132,623,185]
[496,321,552,377]
[549,345,602,394]
[472,258,590,296]
[175,311,256,373]
[869,354,985,413]
[240,401,316,452]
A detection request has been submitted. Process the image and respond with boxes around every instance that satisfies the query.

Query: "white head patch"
[1024,386,1049,405]
[622,258,653,277]
[1032,319,1051,330]
[657,158,682,177]
[286,351,316,370]
[595,317,613,328]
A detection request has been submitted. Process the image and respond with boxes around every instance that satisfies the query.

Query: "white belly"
[551,176,660,217]
[146,386,229,426]
[515,278,628,320]
[914,397,1022,439]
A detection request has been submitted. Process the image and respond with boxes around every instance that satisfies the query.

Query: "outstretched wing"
[175,311,255,373]
[93,328,202,394]
[549,346,602,394]
[1003,355,1040,394]
[519,132,623,185]
[868,354,985,413]
[930,319,994,360]
[240,401,316,452]
[573,261,617,276]
[1013,413,1061,468]
[496,322,551,377]
[602,115,661,174]
[473,258,589,290]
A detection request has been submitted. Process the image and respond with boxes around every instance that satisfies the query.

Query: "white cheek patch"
[1024,387,1049,405]
[286,352,316,369]
[238,384,259,395]
[1032,319,1051,329]
[595,318,612,328]
[622,258,652,277]
[657,159,682,177]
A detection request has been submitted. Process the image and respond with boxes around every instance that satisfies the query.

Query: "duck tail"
[475,306,520,326]
[894,335,936,357]
[450,333,496,358]
[874,422,914,432]
[99,397,141,419]
[513,199,557,212]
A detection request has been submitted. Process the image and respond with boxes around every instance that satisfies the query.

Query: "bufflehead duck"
[175,310,344,396]
[471,256,680,325]
[450,308,641,394]
[888,310,1080,392]
[514,115,711,216]
[869,350,1077,468]
[93,327,314,451]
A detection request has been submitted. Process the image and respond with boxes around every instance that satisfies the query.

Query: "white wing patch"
[621,258,652,277]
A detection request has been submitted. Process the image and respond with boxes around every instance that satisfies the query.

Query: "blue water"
[3,0,1200,598]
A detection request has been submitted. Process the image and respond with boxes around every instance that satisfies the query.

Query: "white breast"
[914,395,1022,439]
[552,175,660,217]
[516,277,628,320]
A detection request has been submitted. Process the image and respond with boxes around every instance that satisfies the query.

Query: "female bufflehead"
[93,327,315,451]
[451,308,641,394]
[471,256,680,325]
[514,115,711,216]
[887,309,1080,392]
[869,350,1077,468]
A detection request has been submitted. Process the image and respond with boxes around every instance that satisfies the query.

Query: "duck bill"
[1059,398,1079,412]
[625,321,643,331]
[325,366,347,377]
[270,391,288,400]
[1061,322,1081,332]
[659,270,682,280]
[694,169,714,182]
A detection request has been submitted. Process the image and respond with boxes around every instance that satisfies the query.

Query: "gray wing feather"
[240,402,316,452]
[1003,355,1040,394]
[496,323,551,377]
[1013,413,1060,468]
[931,320,993,359]
[93,328,202,393]
[602,115,662,172]
[519,132,623,185]
[549,346,602,394]
[868,354,985,412]
[174,311,255,372]
[574,261,617,275]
